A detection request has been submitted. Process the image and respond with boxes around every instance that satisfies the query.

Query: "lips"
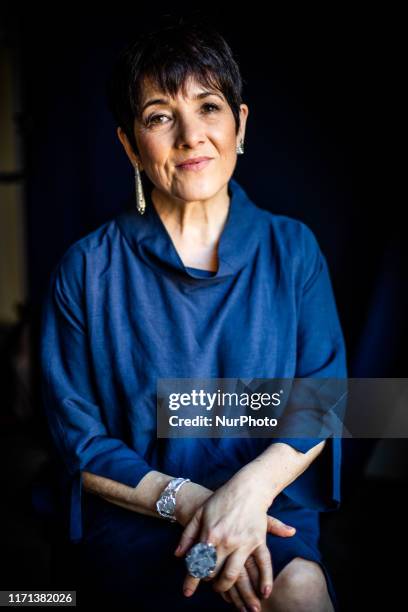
[176,157,213,167]
[176,158,213,172]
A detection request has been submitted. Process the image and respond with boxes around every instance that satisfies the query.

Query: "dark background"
[1,5,406,610]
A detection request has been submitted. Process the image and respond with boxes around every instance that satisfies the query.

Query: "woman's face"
[117,74,249,204]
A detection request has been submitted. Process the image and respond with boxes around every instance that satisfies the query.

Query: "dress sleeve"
[40,248,153,543]
[271,223,348,511]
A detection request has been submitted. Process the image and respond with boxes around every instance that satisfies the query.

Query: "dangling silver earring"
[236,138,245,155]
[134,162,146,215]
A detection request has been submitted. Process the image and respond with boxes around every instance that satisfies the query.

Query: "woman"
[40,17,347,612]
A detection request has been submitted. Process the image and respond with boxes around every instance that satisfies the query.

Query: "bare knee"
[261,557,334,612]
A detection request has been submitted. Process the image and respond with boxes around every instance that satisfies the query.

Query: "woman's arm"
[81,469,211,520]
[230,439,327,510]
[83,441,326,521]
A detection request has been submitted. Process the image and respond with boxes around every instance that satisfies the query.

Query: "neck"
[150,184,230,247]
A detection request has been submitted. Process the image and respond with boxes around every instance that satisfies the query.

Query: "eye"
[146,114,169,126]
[201,102,220,113]
[145,102,221,127]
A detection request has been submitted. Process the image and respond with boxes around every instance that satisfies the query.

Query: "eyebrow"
[141,90,224,114]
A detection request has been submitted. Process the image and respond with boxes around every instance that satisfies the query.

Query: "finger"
[244,554,261,596]
[212,549,249,593]
[175,508,202,557]
[266,514,296,537]
[235,568,262,611]
[182,574,201,598]
[221,584,245,610]
[252,543,273,599]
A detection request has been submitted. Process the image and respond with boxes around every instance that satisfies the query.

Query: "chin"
[175,177,225,203]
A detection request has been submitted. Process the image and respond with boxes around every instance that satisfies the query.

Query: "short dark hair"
[106,15,245,157]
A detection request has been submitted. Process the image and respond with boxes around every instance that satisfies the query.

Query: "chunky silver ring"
[185,542,217,578]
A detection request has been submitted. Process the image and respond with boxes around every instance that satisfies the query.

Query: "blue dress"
[40,177,347,610]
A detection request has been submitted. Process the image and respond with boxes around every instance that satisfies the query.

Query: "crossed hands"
[173,475,296,611]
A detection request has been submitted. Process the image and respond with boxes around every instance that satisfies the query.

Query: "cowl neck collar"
[115,177,262,286]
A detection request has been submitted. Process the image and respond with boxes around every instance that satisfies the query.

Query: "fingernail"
[285,524,295,530]
[251,606,260,612]
[184,588,193,597]
[263,585,272,597]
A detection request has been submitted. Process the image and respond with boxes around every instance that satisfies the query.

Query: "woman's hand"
[174,472,296,608]
[216,517,296,611]
[176,513,295,610]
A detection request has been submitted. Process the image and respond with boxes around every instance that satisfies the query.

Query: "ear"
[116,126,142,170]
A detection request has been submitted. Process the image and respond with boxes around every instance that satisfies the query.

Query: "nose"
[174,112,206,150]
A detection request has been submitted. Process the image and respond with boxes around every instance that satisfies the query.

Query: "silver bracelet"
[155,477,191,522]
